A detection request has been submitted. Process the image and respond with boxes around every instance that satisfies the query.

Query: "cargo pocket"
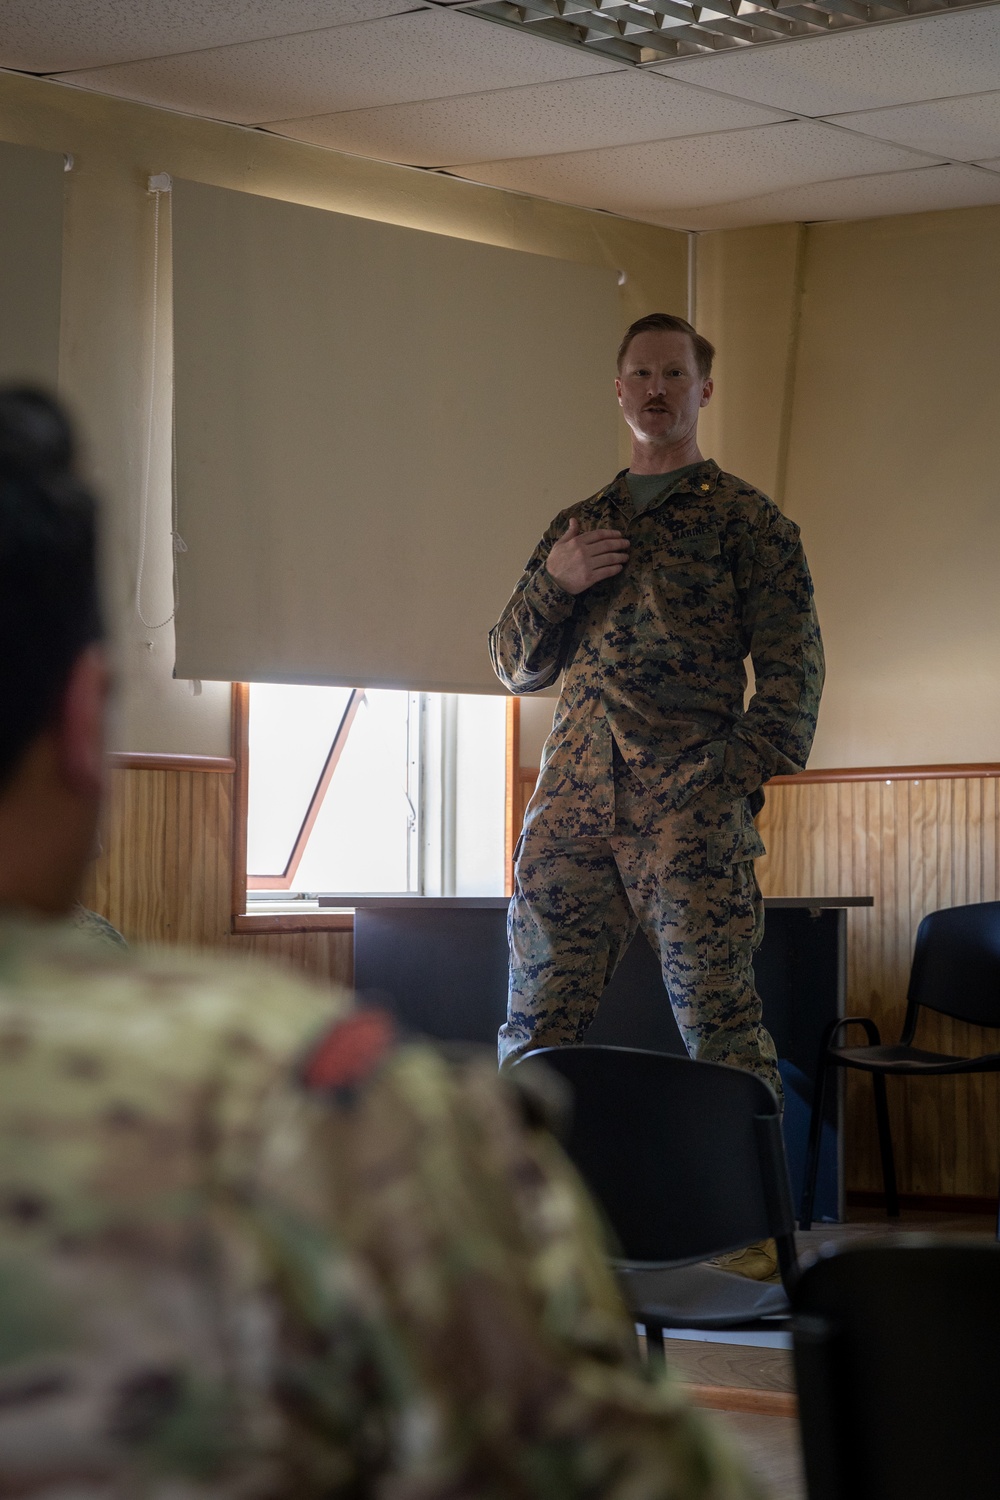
[739,820,766,862]
[707,828,738,872]
[704,796,764,871]
[704,802,762,974]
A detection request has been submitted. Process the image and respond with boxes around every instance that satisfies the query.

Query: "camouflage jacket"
[490,461,824,837]
[0,915,762,1499]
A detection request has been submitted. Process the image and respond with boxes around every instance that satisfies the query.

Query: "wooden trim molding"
[769,762,1000,785]
[108,751,236,773]
[685,1386,797,1419]
[230,684,250,927]
[233,911,354,934]
[505,697,520,898]
[846,1191,998,1216]
[105,755,1000,788]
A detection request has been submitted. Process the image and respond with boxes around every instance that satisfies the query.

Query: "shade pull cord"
[135,176,184,637]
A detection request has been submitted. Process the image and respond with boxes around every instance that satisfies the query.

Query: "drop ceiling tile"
[450,120,931,218]
[827,91,1000,163]
[52,9,623,124]
[0,0,408,73]
[265,69,791,168]
[975,156,1000,169]
[652,8,1000,118]
[668,163,1000,230]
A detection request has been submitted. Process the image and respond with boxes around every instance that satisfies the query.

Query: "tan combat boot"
[708,1238,779,1282]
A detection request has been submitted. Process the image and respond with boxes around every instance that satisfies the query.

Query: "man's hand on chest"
[544,517,631,596]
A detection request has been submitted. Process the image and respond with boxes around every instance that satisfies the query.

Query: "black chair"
[800,900,1000,1233]
[792,1236,1000,1500]
[515,1045,799,1358]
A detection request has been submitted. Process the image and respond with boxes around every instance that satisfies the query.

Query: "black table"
[341,895,872,1223]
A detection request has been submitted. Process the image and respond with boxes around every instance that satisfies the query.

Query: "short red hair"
[617,313,715,380]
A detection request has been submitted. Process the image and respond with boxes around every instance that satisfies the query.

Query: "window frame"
[230,684,521,934]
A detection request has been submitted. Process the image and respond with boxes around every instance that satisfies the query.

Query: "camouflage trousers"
[499,759,781,1104]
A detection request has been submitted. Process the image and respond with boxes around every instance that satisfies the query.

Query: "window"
[240,683,510,905]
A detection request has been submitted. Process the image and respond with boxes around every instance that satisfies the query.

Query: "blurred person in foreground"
[0,388,763,1498]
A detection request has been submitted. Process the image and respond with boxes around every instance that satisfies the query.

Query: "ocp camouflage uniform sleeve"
[0,927,388,1497]
[316,1046,766,1500]
[0,922,763,1498]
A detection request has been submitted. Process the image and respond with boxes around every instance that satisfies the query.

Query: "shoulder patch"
[301,1008,396,1092]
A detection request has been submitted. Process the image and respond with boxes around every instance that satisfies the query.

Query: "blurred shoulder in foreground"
[71,902,127,948]
[0,918,760,1498]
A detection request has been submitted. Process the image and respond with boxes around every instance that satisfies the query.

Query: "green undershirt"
[625,461,704,514]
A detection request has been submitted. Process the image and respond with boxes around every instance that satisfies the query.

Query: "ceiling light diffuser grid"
[460,0,1000,62]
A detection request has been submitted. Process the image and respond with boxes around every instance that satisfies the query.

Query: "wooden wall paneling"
[85,767,233,945]
[82,763,353,989]
[851,779,885,1194]
[982,777,998,1184]
[757,771,1000,1199]
[909,779,937,1196]
[884,779,911,1190]
[85,751,1000,1201]
[230,929,353,988]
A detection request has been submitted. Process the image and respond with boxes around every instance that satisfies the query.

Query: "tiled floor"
[665,1208,997,1498]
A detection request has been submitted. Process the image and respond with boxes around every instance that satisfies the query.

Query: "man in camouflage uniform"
[491,314,824,1103]
[0,387,762,1496]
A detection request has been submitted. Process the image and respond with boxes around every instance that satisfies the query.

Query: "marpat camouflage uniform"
[0,913,763,1499]
[491,461,824,1091]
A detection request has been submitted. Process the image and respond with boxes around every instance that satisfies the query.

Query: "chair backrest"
[907,901,1000,1028]
[792,1237,1000,1500]
[515,1045,795,1266]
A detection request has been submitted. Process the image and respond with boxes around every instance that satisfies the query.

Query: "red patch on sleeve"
[302,1008,396,1092]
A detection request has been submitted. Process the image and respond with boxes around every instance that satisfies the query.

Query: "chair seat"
[832,1042,1000,1075]
[618,1263,790,1330]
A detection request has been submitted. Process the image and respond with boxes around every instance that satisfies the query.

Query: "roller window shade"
[171,179,621,692]
[0,141,63,387]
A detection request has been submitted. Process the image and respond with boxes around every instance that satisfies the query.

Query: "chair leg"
[799,1053,834,1231]
[870,1073,899,1218]
[643,1324,666,1366]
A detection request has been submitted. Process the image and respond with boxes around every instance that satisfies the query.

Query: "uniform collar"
[601,459,720,518]
[681,459,721,499]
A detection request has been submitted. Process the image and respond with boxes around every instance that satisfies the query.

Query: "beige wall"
[695,222,804,504]
[0,69,687,754]
[0,140,64,388]
[697,206,1000,769]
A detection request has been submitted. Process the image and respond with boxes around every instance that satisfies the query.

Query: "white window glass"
[455,695,507,896]
[246,684,507,897]
[247,683,353,874]
[292,689,414,894]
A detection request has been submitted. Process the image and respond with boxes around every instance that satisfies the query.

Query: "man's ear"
[57,644,110,797]
[700,378,714,409]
